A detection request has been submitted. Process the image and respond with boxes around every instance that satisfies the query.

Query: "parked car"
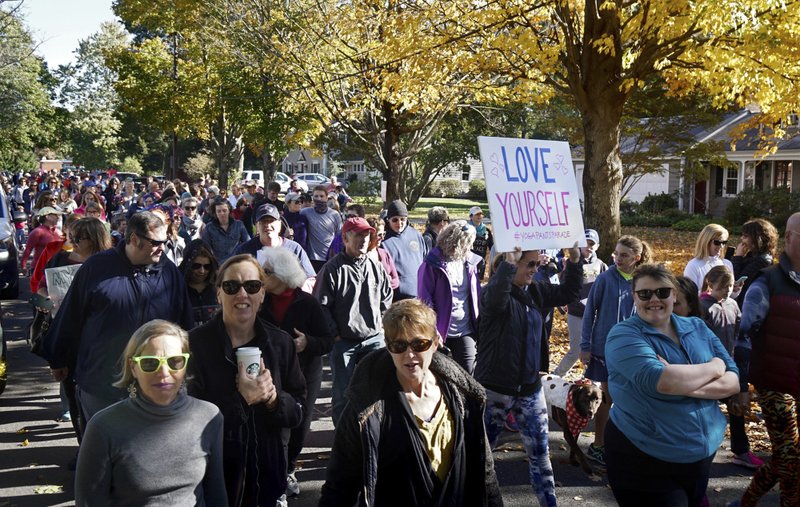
[295,172,330,187]
[273,171,308,193]
[0,185,19,299]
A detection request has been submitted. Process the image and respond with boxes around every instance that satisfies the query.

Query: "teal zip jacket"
[605,314,738,463]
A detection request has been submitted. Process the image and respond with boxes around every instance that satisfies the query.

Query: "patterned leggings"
[742,389,800,507]
[484,388,557,507]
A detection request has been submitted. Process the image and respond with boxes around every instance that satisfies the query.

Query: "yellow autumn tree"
[207,0,502,204]
[432,0,800,253]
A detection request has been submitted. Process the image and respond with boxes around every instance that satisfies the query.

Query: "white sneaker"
[276,493,288,507]
[286,472,300,497]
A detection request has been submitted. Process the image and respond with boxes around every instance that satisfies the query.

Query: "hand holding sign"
[478,137,585,252]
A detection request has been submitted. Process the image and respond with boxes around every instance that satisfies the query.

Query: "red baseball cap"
[342,217,375,235]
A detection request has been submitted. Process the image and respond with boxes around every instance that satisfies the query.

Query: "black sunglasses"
[192,262,211,271]
[712,239,728,246]
[139,235,167,247]
[635,287,673,301]
[221,280,263,295]
[184,206,197,211]
[386,338,434,354]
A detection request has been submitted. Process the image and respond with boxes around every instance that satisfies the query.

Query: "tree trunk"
[381,100,402,204]
[581,109,623,262]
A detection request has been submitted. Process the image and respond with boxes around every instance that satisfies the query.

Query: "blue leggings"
[484,387,557,507]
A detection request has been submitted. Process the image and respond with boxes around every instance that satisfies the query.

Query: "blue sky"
[21,0,117,69]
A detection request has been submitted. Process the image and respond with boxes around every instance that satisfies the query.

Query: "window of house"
[714,166,739,197]
[743,162,756,189]
[462,164,470,181]
[312,162,320,172]
[775,161,793,188]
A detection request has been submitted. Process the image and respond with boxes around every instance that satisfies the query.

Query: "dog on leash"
[541,374,603,477]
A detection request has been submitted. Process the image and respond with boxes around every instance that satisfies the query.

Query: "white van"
[239,170,265,186]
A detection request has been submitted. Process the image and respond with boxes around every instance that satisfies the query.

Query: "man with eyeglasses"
[380,199,429,301]
[41,211,193,431]
[314,217,392,425]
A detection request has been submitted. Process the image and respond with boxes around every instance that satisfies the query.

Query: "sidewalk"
[0,286,778,506]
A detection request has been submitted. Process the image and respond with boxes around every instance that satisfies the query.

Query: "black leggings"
[605,419,714,507]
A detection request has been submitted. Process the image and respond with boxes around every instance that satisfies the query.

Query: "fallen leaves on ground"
[18,439,29,447]
[547,226,772,454]
[33,485,63,494]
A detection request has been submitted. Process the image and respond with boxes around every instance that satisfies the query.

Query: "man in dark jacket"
[43,211,193,428]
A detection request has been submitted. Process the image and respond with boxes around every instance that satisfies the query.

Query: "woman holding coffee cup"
[188,254,307,507]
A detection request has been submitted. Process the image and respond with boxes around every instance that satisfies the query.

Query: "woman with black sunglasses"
[321,299,502,506]
[683,223,741,295]
[75,320,227,506]
[604,263,739,506]
[179,239,220,328]
[187,254,306,507]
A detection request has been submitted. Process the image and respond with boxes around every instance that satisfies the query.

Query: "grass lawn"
[352,196,489,220]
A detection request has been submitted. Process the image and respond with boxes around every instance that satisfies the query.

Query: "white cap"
[469,206,483,216]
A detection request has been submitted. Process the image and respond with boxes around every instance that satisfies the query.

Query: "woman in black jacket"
[187,254,306,507]
[475,244,580,507]
[258,247,333,498]
[732,218,778,306]
[320,299,502,506]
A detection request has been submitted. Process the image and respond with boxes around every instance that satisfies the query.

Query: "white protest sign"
[478,136,585,252]
[44,264,81,316]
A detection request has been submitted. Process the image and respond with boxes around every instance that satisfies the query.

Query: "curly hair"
[436,220,476,261]
[260,247,307,290]
[741,218,778,258]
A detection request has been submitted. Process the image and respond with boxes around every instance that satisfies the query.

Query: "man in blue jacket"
[381,199,428,301]
[42,211,193,430]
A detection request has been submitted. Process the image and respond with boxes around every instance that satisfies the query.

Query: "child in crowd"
[700,266,763,470]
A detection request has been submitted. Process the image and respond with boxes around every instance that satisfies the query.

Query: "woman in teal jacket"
[605,263,739,506]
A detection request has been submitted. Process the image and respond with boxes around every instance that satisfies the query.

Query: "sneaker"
[504,412,519,432]
[286,471,300,497]
[587,443,606,466]
[276,493,288,507]
[58,411,71,423]
[731,451,764,469]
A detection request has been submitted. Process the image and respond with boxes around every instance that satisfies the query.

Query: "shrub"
[724,187,800,230]
[347,173,381,197]
[672,216,715,231]
[620,199,640,215]
[640,192,678,213]
[468,179,486,199]
[426,179,464,198]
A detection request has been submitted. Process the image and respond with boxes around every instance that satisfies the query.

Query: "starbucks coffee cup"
[236,347,262,377]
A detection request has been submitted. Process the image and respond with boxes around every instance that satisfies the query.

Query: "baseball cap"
[207,185,220,195]
[342,217,375,235]
[255,203,280,222]
[469,206,483,216]
[36,206,63,216]
[284,192,301,203]
[585,229,600,245]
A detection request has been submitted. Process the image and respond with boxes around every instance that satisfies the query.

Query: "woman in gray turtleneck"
[75,320,226,506]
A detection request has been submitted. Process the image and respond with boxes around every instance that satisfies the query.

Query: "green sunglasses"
[132,353,190,373]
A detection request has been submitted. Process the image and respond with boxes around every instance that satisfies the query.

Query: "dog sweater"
[541,374,591,438]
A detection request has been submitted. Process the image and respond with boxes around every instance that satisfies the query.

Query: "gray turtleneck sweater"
[75,391,226,506]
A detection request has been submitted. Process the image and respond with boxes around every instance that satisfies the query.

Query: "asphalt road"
[0,279,779,506]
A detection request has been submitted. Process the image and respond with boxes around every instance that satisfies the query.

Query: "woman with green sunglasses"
[75,320,227,506]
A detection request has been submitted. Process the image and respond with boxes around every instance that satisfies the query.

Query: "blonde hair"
[114,320,189,388]
[693,224,729,260]
[383,299,438,341]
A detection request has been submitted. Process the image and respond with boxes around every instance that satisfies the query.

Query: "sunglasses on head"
[386,337,434,354]
[712,239,728,246]
[132,353,189,373]
[192,262,211,271]
[221,280,263,295]
[139,235,167,247]
[635,287,673,301]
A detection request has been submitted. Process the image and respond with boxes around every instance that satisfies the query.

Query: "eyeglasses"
[139,235,167,247]
[192,262,211,271]
[131,353,190,373]
[183,206,196,211]
[386,338,434,354]
[221,280,263,295]
[389,217,407,223]
[635,287,673,301]
[712,239,728,246]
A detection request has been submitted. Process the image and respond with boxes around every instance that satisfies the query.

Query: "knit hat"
[386,199,408,219]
